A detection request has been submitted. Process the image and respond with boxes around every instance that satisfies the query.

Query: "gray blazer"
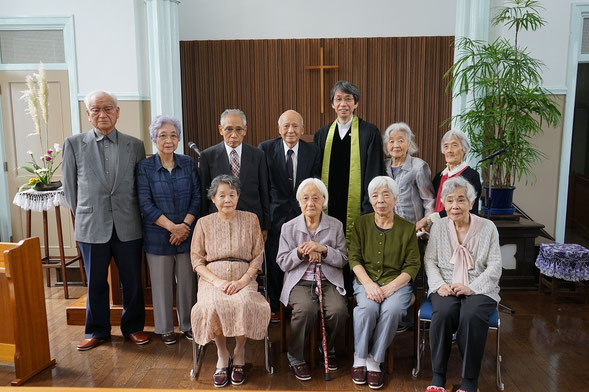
[62,129,146,243]
[276,213,348,305]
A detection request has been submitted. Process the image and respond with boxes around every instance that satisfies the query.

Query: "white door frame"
[555,4,589,242]
[0,16,79,242]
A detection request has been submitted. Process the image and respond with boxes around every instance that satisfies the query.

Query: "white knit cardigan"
[424,216,502,303]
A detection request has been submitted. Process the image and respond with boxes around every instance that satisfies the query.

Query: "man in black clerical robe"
[314,80,384,293]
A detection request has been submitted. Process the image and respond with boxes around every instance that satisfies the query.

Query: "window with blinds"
[0,30,65,64]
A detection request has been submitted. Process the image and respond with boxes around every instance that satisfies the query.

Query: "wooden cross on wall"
[305,47,338,114]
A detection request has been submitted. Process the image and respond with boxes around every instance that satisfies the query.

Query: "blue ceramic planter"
[482,186,515,215]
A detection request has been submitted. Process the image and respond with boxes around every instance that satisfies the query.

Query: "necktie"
[286,149,294,189]
[230,149,240,177]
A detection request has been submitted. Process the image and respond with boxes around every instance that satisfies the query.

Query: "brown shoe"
[290,362,311,381]
[270,312,281,324]
[213,357,232,388]
[127,331,150,345]
[367,370,384,389]
[319,348,338,371]
[351,366,367,385]
[76,337,104,351]
[230,364,245,385]
[161,332,177,345]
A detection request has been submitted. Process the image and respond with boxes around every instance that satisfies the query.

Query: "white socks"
[353,352,366,368]
[353,353,381,372]
[366,354,381,372]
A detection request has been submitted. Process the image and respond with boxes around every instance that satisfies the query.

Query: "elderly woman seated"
[349,176,420,389]
[424,177,502,392]
[276,178,348,381]
[190,174,270,388]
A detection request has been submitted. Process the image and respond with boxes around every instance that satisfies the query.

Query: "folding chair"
[190,252,274,378]
[411,297,504,391]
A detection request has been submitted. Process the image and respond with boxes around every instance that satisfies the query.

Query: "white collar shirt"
[224,142,243,166]
[337,116,353,140]
[283,140,299,186]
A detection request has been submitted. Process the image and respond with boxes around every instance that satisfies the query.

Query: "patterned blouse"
[191,210,264,279]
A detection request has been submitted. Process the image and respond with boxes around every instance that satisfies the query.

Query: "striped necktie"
[230,149,240,177]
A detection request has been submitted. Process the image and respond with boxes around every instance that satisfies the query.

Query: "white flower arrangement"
[19,63,62,191]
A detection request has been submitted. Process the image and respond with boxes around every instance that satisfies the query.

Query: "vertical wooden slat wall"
[180,36,453,173]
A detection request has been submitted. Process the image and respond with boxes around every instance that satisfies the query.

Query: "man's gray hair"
[207,174,241,199]
[330,80,360,103]
[220,109,247,127]
[296,178,329,209]
[277,110,304,126]
[383,122,419,156]
[441,176,476,205]
[368,176,399,199]
[440,129,471,157]
[84,90,118,109]
[149,115,182,143]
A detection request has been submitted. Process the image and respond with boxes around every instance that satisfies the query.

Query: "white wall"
[0,0,149,96]
[179,0,457,40]
[490,0,573,91]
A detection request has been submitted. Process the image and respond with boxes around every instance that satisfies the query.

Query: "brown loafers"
[290,362,312,381]
[230,364,245,385]
[351,366,367,385]
[367,370,384,389]
[213,357,232,388]
[76,337,105,351]
[127,331,150,345]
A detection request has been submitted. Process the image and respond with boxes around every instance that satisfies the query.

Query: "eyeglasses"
[222,127,245,135]
[89,106,116,115]
[333,96,355,104]
[157,134,179,141]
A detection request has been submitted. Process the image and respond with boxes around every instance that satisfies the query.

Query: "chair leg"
[265,328,274,374]
[412,318,425,378]
[280,304,286,353]
[496,322,504,391]
[190,340,206,379]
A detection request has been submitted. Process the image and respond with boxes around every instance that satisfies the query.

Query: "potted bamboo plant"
[446,0,561,214]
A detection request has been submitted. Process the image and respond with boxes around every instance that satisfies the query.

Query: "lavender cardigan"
[276,213,348,305]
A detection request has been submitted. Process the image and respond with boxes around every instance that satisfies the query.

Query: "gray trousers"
[287,279,349,362]
[353,279,413,363]
[146,252,196,334]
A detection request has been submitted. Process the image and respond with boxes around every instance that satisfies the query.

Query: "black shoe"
[183,330,194,341]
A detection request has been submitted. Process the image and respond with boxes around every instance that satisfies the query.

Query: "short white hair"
[296,178,328,209]
[220,109,247,127]
[441,176,476,204]
[441,129,470,157]
[383,122,419,156]
[84,90,118,109]
[368,176,399,199]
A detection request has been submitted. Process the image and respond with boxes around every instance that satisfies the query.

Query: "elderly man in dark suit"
[199,109,270,237]
[62,90,149,351]
[259,110,321,319]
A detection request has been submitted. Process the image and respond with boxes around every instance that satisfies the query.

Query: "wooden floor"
[1,280,588,391]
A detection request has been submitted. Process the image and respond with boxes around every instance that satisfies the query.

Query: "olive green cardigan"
[349,213,420,285]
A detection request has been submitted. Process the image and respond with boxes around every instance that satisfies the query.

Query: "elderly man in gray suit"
[62,90,149,351]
